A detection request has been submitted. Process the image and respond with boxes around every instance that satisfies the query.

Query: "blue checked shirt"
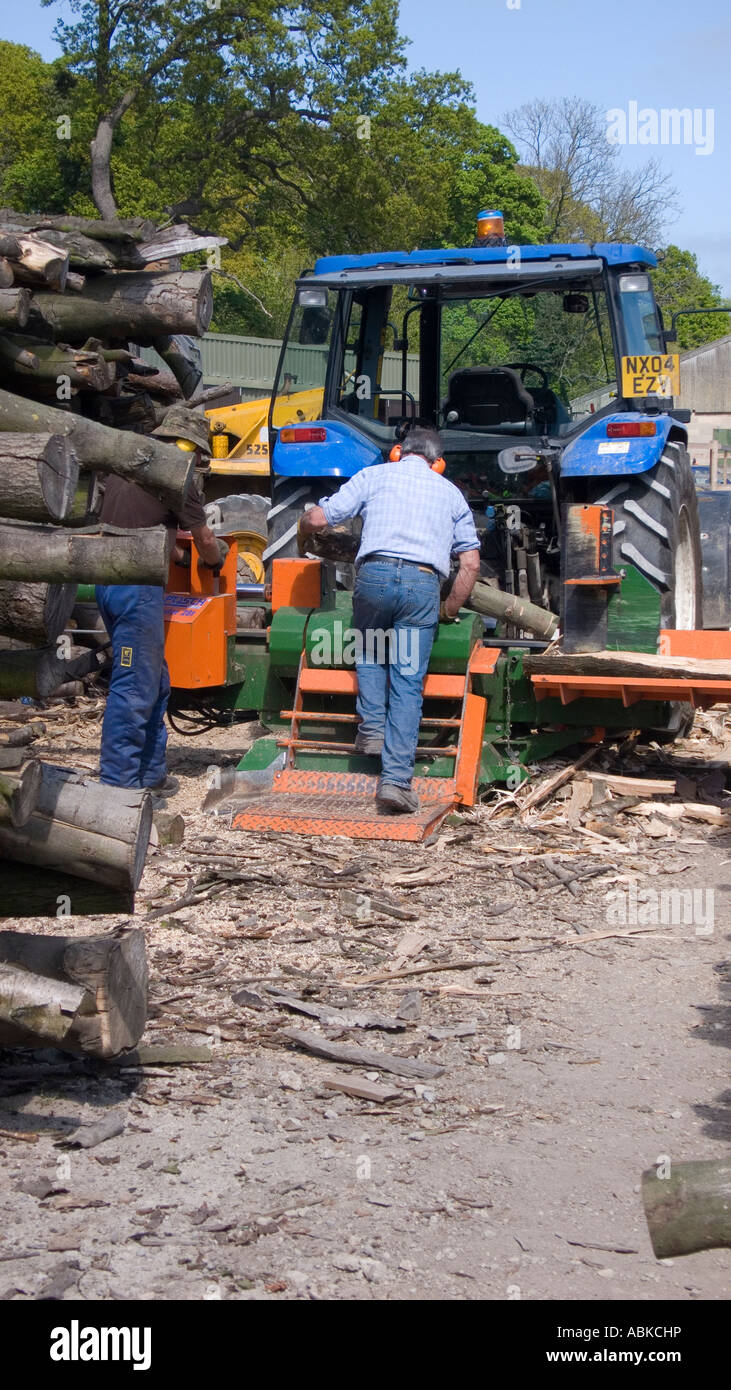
[319,455,479,579]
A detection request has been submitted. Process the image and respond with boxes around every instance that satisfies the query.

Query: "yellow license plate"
[621,353,680,398]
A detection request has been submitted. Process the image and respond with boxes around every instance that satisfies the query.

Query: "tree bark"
[0,387,195,510]
[0,288,30,329]
[0,926,147,1057]
[0,522,171,585]
[28,269,214,345]
[0,765,152,891]
[0,760,42,826]
[642,1159,731,1258]
[153,334,203,398]
[0,258,14,289]
[0,645,104,700]
[0,212,156,243]
[0,580,77,644]
[524,650,731,681]
[0,432,79,521]
[0,337,117,393]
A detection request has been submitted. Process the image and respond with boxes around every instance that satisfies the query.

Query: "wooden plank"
[280,1027,445,1079]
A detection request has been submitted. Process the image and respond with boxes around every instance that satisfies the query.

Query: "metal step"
[232,771,457,842]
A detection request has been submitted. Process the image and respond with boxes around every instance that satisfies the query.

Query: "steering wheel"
[503,362,549,389]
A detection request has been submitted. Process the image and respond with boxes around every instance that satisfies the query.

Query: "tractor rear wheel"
[591,440,703,631]
[264,477,338,575]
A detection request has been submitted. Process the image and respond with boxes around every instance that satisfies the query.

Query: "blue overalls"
[95,584,171,789]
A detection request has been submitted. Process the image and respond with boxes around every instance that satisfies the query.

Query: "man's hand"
[190,524,228,573]
[441,548,481,621]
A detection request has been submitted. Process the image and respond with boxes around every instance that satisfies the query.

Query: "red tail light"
[279,427,327,443]
[606,421,656,438]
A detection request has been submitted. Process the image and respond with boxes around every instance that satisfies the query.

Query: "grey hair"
[399,426,444,465]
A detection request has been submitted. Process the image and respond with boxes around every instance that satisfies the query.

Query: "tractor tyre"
[264,477,338,577]
[204,493,269,584]
[591,440,703,631]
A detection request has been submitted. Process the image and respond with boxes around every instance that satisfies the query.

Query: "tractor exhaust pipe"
[469,580,558,639]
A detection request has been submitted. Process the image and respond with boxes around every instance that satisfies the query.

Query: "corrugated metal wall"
[141,333,419,401]
[678,336,731,413]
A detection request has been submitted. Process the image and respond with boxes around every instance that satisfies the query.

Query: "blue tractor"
[265,221,705,656]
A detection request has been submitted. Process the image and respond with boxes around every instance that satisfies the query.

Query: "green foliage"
[651,245,730,349]
[0,40,89,211]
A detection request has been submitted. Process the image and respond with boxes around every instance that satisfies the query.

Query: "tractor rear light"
[279,427,327,443]
[606,421,656,438]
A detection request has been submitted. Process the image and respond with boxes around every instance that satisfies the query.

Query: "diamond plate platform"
[232,770,457,841]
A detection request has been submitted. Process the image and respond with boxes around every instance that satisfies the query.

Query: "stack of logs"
[0,210,221,960]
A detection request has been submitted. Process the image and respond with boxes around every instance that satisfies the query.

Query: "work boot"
[147,775,180,799]
[354,728,384,756]
[376,780,419,814]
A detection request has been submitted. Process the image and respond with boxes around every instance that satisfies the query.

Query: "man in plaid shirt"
[298,427,480,813]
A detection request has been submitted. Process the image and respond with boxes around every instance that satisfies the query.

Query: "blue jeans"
[95,584,171,789]
[352,559,440,788]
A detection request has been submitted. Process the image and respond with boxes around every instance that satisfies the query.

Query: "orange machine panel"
[271,558,322,612]
[164,594,227,688]
[660,629,731,660]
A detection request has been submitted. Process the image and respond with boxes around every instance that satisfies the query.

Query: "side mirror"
[563,293,589,314]
[498,446,541,474]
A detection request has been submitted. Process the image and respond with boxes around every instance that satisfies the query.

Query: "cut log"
[0,645,104,700]
[0,765,152,891]
[0,258,14,289]
[0,863,131,916]
[0,580,77,644]
[28,269,214,345]
[642,1159,731,1258]
[0,522,171,585]
[5,234,69,291]
[525,649,731,682]
[0,760,42,826]
[0,926,147,1057]
[0,387,195,510]
[0,211,156,243]
[151,334,203,397]
[0,235,22,261]
[0,337,116,393]
[0,432,79,521]
[0,288,30,329]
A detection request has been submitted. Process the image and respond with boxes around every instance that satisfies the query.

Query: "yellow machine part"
[206,387,325,476]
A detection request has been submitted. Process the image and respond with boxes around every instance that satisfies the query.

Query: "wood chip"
[280,1027,445,1079]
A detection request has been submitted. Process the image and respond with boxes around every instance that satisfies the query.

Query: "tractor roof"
[308,243,656,289]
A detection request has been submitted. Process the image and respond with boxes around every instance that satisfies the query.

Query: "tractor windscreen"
[440,284,615,436]
[270,289,338,429]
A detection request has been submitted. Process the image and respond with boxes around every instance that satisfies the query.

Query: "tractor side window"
[618,284,663,355]
[338,299,364,409]
[271,291,336,428]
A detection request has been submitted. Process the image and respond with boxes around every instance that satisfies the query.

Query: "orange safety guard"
[659,629,731,660]
[455,692,487,806]
[271,558,322,612]
[531,673,731,710]
[164,532,237,688]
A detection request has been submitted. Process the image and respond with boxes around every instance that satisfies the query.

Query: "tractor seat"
[445,366,535,430]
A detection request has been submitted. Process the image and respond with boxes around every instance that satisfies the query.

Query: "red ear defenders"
[389,443,446,473]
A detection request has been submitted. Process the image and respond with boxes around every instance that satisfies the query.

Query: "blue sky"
[4,0,730,293]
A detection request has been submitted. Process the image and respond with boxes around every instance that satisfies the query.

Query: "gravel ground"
[0,698,729,1301]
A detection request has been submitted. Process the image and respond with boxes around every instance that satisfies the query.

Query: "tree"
[42,0,406,221]
[651,246,730,349]
[503,96,678,244]
[0,41,87,212]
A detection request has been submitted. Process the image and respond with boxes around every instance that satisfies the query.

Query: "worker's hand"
[296,515,311,557]
[201,538,229,575]
[173,545,191,569]
[439,599,459,624]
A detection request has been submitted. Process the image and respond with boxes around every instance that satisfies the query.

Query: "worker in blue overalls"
[95,406,227,797]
